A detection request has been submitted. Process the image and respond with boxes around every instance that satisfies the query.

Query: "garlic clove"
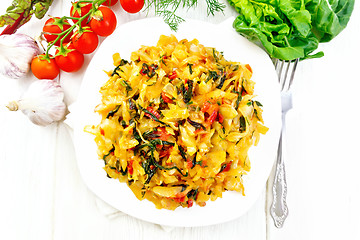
[6,80,67,126]
[0,34,40,79]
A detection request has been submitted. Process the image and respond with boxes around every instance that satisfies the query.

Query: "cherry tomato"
[102,0,118,6]
[72,30,99,54]
[43,17,72,46]
[90,6,117,37]
[120,0,144,13]
[31,54,60,80]
[70,2,92,27]
[55,46,84,73]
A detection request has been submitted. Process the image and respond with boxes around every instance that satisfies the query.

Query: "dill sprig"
[145,0,225,31]
[206,0,226,16]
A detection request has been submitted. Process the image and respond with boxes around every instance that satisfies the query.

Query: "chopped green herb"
[212,48,219,62]
[116,160,128,176]
[106,105,121,119]
[138,105,169,127]
[160,55,167,66]
[255,100,263,107]
[187,118,206,131]
[230,64,239,71]
[120,80,132,95]
[183,80,193,104]
[178,145,187,161]
[253,108,259,120]
[140,63,158,78]
[111,59,129,76]
[234,90,242,110]
[103,146,115,163]
[142,158,158,184]
[120,119,127,127]
[141,147,188,184]
[188,63,193,75]
[132,127,142,142]
[216,73,226,89]
[206,70,219,83]
[152,156,188,177]
[187,189,199,199]
[128,99,136,110]
[142,129,160,139]
[239,116,246,132]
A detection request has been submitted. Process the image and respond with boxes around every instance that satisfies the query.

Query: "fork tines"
[275,59,299,91]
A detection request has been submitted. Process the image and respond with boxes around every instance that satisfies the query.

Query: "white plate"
[73,17,281,227]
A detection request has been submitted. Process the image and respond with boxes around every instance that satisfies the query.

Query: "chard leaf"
[305,0,354,42]
[228,0,322,60]
[228,0,354,60]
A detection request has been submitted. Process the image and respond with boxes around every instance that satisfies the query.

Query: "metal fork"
[270,58,299,228]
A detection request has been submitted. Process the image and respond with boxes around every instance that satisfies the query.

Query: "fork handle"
[270,122,289,228]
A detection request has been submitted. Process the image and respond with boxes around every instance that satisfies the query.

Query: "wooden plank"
[0,114,58,240]
[266,5,360,239]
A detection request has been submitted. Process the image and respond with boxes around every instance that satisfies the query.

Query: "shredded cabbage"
[86,35,268,210]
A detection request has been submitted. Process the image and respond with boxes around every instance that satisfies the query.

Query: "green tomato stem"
[44,0,108,57]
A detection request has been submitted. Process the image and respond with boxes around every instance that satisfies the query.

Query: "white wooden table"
[1,1,359,239]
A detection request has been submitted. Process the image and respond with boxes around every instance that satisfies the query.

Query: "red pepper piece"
[245,64,252,73]
[223,163,231,172]
[161,92,173,104]
[207,111,218,125]
[158,146,172,158]
[128,160,134,175]
[153,127,170,141]
[217,113,224,123]
[173,195,186,203]
[168,70,177,80]
[145,107,161,119]
[186,159,193,168]
[187,198,194,208]
[201,100,219,114]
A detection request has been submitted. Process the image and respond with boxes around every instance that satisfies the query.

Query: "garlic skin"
[0,34,40,79]
[7,80,67,126]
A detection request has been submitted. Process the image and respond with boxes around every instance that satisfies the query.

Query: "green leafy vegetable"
[0,0,54,35]
[227,0,354,61]
[305,0,355,42]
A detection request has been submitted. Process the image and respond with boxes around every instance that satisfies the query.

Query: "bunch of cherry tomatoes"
[31,0,144,80]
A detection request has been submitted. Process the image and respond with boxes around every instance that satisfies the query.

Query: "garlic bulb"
[0,33,40,79]
[6,80,67,126]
